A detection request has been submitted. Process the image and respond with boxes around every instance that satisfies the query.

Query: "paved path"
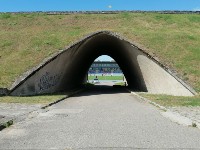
[0,103,42,120]
[0,103,42,125]
[1,86,200,149]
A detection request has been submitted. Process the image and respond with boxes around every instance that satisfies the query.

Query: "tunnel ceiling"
[10,31,195,96]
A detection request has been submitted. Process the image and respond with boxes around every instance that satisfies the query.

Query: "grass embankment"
[0,12,199,93]
[139,93,200,107]
[88,75,123,80]
[0,95,66,104]
[0,12,199,105]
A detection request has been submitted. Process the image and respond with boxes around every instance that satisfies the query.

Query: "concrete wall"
[10,31,194,96]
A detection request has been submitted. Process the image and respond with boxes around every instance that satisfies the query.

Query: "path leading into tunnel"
[1,86,200,149]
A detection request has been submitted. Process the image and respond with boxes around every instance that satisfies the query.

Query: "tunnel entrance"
[10,31,194,96]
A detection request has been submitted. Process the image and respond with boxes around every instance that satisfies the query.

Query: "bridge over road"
[1,86,200,149]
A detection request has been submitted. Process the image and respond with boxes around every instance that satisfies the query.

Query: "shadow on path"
[73,85,129,97]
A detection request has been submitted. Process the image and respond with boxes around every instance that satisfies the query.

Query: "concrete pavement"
[0,86,200,149]
[0,103,42,121]
[0,103,42,130]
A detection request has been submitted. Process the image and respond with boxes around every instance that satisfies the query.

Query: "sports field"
[88,75,124,80]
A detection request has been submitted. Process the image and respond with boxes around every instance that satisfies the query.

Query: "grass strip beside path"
[115,82,126,86]
[0,95,66,104]
[138,93,200,107]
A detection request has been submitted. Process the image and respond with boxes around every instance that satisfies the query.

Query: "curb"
[0,89,84,131]
[41,89,84,109]
[129,91,200,130]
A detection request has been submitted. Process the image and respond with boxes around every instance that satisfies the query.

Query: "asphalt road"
[1,85,200,149]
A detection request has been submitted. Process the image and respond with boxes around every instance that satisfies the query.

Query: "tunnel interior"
[10,31,194,96]
[58,33,147,92]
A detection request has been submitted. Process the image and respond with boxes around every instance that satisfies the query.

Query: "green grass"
[138,93,200,107]
[0,12,199,94]
[0,120,13,131]
[0,95,66,104]
[88,75,123,80]
[115,82,126,86]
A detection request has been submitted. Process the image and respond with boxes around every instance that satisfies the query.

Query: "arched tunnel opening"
[87,55,127,87]
[84,52,147,92]
[54,33,148,92]
[10,31,194,96]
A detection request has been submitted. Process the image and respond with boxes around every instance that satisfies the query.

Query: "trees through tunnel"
[10,31,194,96]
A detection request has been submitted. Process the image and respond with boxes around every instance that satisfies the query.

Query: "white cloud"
[193,7,200,11]
[108,5,112,9]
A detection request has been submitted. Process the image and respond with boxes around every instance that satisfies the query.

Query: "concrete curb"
[0,89,84,131]
[130,91,200,130]
[41,89,84,109]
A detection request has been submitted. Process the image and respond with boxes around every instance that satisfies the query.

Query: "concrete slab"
[0,103,42,120]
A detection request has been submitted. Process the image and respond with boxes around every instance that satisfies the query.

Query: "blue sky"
[0,0,200,12]
[1,0,200,61]
[95,55,113,61]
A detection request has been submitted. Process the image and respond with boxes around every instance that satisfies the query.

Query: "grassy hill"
[0,12,200,93]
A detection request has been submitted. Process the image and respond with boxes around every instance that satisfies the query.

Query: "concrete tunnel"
[10,31,195,96]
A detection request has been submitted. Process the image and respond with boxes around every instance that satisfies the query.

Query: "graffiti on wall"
[38,72,62,91]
